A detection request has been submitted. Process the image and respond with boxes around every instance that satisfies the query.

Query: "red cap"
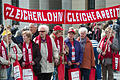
[68,28,75,34]
[53,25,64,31]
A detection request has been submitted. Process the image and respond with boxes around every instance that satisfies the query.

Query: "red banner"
[4,3,65,24]
[4,3,120,24]
[66,6,120,24]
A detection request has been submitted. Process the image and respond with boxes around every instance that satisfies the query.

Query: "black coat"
[20,41,41,76]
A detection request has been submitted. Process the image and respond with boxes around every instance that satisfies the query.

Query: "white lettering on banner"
[113,8,116,17]
[6,7,11,16]
[105,10,110,18]
[47,12,52,21]
[109,9,113,18]
[67,13,72,22]
[15,9,20,19]
[116,8,120,17]
[20,10,23,20]
[91,12,96,20]
[42,12,47,21]
[86,12,93,21]
[101,10,106,19]
[37,12,42,21]
[33,12,37,21]
[96,11,102,19]
[58,12,63,22]
[28,11,33,20]
[72,13,76,22]
[23,10,27,20]
[76,13,80,22]
[82,13,87,21]
[4,4,120,24]
[53,12,57,21]
[79,13,82,21]
[9,8,14,17]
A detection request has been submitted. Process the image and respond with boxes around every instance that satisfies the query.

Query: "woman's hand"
[68,61,72,66]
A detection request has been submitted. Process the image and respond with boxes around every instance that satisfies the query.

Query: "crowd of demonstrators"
[64,27,83,80]
[97,27,119,80]
[0,18,120,80]
[77,27,95,80]
[0,30,22,80]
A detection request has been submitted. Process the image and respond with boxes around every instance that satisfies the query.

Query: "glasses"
[39,31,45,32]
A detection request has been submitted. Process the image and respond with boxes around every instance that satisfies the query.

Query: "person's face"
[4,34,12,43]
[106,30,113,38]
[56,31,63,37]
[68,32,74,40]
[29,24,37,34]
[80,31,86,39]
[22,34,30,43]
[39,27,46,38]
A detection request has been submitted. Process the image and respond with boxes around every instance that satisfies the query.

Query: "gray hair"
[38,25,49,34]
[29,23,37,27]
[79,27,88,34]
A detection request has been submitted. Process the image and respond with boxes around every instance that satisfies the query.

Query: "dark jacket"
[32,30,39,40]
[20,41,41,76]
[64,38,83,68]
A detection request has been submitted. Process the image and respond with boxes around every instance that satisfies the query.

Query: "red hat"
[53,25,64,31]
[68,27,75,34]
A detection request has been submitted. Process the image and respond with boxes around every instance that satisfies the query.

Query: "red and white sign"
[66,6,120,24]
[4,3,120,24]
[4,3,65,24]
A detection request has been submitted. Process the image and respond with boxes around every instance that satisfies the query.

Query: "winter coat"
[77,37,95,69]
[64,38,83,68]
[34,36,59,73]
[0,41,22,79]
[20,41,42,76]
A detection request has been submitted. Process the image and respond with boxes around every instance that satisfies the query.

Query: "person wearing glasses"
[34,25,59,80]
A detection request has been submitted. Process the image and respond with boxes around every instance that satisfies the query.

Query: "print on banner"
[4,3,64,24]
[23,69,33,80]
[115,57,118,69]
[4,3,120,24]
[14,65,21,79]
[71,71,80,80]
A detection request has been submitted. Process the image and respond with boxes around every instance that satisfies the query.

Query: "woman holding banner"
[21,30,41,80]
[64,27,83,80]
[97,27,119,80]
[0,30,22,80]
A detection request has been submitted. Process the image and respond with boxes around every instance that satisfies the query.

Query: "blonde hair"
[105,27,112,33]
[22,30,32,40]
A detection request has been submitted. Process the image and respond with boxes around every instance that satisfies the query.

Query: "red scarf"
[35,34,53,63]
[53,33,63,54]
[0,40,9,69]
[99,36,114,58]
[22,41,33,66]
